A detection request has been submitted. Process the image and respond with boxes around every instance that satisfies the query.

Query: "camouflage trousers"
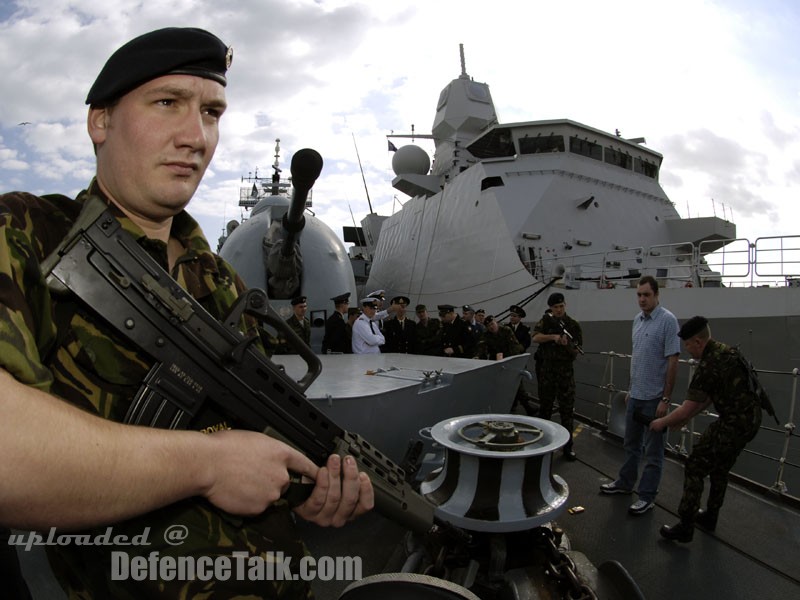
[536,361,576,446]
[678,415,761,522]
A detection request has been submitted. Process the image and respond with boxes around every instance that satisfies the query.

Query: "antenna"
[459,43,469,79]
[352,133,374,214]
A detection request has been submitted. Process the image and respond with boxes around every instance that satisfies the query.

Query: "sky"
[1,0,799,257]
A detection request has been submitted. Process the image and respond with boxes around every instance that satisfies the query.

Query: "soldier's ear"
[87,106,111,145]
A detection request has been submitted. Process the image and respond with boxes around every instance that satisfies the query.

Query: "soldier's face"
[509,313,520,325]
[488,320,499,333]
[683,337,703,359]
[417,309,427,321]
[89,74,226,222]
[294,303,307,318]
[550,302,566,318]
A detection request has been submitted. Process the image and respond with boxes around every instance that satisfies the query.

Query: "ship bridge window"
[634,157,659,179]
[467,127,516,159]
[481,176,505,191]
[604,147,632,170]
[569,136,602,161]
[519,135,565,154]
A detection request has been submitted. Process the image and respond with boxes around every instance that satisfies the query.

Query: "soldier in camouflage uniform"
[474,316,523,360]
[0,28,372,598]
[532,293,583,460]
[287,295,311,345]
[651,316,762,543]
[413,304,442,355]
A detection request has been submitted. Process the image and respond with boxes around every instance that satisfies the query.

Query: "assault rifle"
[544,311,584,355]
[41,195,437,536]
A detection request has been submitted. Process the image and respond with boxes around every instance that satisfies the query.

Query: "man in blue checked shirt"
[600,275,680,515]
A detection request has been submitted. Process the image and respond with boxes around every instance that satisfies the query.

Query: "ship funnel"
[421,414,569,532]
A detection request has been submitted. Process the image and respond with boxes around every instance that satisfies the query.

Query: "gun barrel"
[281,149,323,257]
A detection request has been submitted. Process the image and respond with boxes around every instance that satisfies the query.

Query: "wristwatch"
[661,396,670,404]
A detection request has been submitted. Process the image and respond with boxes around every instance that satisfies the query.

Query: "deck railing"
[519,234,800,288]
[575,351,799,501]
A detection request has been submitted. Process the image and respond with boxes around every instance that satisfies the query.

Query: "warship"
[357,45,800,493]
[13,50,799,600]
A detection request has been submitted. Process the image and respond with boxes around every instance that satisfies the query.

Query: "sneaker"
[628,499,655,515]
[600,481,632,495]
[660,521,694,542]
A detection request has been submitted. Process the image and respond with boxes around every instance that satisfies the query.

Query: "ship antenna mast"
[459,43,469,79]
[271,138,282,196]
[352,133,374,214]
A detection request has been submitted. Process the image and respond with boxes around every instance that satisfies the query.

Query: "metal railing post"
[773,367,798,494]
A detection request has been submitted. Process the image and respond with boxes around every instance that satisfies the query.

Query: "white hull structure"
[362,47,799,489]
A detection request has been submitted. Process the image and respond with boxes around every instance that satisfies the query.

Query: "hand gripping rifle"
[544,311,584,355]
[40,195,437,536]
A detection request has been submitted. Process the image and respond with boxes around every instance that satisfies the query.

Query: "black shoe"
[660,522,694,543]
[563,447,577,461]
[695,509,718,531]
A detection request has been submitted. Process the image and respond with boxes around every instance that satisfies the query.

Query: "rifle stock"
[42,196,436,535]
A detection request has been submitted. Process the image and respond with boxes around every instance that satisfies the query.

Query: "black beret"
[291,296,307,306]
[331,292,351,304]
[678,316,709,340]
[391,296,410,306]
[547,292,565,306]
[415,304,427,312]
[86,27,232,105]
[484,315,495,325]
[475,308,485,315]
[462,305,474,313]
[437,304,456,312]
[509,304,526,318]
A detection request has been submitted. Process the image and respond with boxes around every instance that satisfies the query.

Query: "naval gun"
[219,143,357,343]
[263,148,323,299]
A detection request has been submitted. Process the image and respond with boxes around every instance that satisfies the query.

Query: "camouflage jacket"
[475,325,523,360]
[286,314,311,345]
[533,313,582,362]
[686,339,762,426]
[0,182,309,599]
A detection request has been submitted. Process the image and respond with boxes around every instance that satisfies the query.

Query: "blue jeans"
[618,397,665,502]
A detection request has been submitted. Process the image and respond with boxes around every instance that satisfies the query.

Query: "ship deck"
[14,420,800,599]
[299,419,800,600]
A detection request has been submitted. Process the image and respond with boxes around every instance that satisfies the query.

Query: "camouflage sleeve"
[0,194,59,391]
[533,318,545,335]
[685,362,713,404]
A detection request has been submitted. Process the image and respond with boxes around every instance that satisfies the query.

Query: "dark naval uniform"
[475,325,523,360]
[321,310,350,353]
[677,339,762,524]
[441,315,474,358]
[0,183,311,599]
[533,311,583,449]
[509,321,531,350]
[383,317,417,353]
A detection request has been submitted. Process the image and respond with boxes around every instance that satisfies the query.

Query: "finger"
[285,447,320,481]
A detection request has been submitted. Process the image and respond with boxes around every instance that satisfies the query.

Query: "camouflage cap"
[86,27,232,105]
